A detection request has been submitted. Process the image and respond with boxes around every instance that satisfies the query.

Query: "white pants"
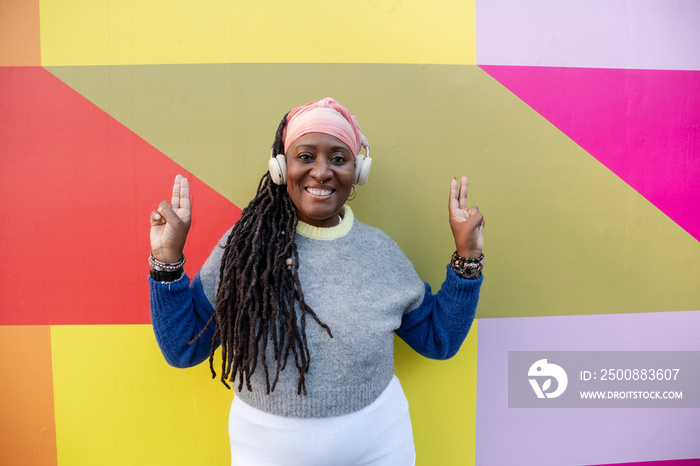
[229,376,416,466]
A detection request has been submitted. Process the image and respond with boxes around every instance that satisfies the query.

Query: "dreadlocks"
[195,113,332,396]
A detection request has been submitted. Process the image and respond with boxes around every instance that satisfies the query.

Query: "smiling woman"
[148,97,486,465]
[285,132,355,228]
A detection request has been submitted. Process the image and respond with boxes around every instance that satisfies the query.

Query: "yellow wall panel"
[40,0,476,65]
[51,325,233,465]
[47,324,477,465]
[396,320,478,464]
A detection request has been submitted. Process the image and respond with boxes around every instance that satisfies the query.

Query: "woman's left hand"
[448,176,485,259]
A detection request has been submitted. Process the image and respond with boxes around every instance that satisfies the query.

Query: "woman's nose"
[311,159,331,179]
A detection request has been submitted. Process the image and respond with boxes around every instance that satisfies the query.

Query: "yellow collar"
[296,205,354,240]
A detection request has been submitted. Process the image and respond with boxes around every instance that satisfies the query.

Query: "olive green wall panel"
[47,63,699,319]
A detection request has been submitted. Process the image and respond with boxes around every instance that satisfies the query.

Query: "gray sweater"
[198,206,426,417]
[150,206,481,418]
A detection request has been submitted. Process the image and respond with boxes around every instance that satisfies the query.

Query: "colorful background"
[1,0,698,465]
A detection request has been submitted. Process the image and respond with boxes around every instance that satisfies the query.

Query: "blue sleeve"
[149,271,219,368]
[396,266,482,360]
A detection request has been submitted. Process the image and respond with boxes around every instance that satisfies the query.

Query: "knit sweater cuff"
[150,272,217,368]
[396,266,482,360]
[440,264,484,301]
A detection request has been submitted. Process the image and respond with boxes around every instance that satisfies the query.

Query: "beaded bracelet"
[450,251,484,280]
[149,253,186,272]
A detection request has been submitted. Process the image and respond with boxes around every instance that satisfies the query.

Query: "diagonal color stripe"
[584,459,700,466]
[46,63,700,319]
[481,65,700,242]
[0,67,240,325]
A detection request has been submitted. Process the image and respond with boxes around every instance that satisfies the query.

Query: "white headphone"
[268,151,288,185]
[268,136,372,186]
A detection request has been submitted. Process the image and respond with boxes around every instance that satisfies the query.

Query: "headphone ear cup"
[268,154,287,185]
[354,154,372,185]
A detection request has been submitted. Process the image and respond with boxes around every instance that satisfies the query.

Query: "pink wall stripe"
[481,65,700,242]
[584,459,700,466]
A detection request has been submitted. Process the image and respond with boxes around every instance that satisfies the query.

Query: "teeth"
[306,188,333,196]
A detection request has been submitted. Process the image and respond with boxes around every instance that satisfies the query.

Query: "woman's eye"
[332,155,348,164]
[298,153,313,161]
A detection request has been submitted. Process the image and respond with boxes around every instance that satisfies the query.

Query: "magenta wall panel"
[481,65,700,241]
[585,459,700,466]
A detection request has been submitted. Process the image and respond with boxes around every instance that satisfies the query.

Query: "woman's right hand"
[150,174,191,263]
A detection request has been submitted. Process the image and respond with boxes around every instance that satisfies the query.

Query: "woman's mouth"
[305,187,334,197]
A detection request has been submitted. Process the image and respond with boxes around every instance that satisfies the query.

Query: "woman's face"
[285,132,355,228]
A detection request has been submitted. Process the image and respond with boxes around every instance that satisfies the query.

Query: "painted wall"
[1,0,698,465]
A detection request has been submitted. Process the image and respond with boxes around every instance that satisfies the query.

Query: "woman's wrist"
[450,250,485,280]
[150,248,185,264]
[149,268,184,282]
[149,253,186,282]
[149,253,186,272]
[456,248,482,260]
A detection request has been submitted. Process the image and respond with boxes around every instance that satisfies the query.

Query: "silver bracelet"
[149,253,186,272]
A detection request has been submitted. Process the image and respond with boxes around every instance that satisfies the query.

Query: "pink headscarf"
[283,97,363,156]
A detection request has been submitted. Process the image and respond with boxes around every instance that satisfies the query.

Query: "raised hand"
[150,174,192,263]
[448,176,484,259]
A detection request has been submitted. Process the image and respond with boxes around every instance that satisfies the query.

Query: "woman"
[149,98,485,465]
